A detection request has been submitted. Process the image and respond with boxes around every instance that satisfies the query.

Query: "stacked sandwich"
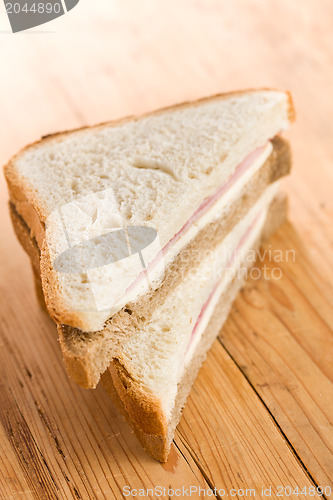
[4,89,294,461]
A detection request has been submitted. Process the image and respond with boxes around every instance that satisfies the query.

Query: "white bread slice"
[4,89,294,332]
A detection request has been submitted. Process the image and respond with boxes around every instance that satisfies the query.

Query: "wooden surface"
[0,0,332,498]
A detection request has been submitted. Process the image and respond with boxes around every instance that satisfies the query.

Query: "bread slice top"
[4,89,294,331]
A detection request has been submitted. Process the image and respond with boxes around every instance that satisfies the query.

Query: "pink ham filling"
[184,210,263,357]
[126,142,269,295]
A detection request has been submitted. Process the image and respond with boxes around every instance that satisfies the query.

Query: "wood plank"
[219,223,333,490]
[0,426,35,500]
[177,338,322,499]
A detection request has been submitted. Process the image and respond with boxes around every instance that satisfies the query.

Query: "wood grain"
[176,337,321,498]
[219,223,333,489]
[0,251,208,499]
[0,0,332,498]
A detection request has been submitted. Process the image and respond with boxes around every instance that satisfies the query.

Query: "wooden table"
[0,0,332,498]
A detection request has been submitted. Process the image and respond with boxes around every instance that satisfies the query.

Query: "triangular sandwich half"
[4,89,294,461]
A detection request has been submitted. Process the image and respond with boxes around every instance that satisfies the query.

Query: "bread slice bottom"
[100,194,287,461]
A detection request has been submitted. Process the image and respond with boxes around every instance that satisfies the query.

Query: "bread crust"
[109,359,167,436]
[4,89,294,331]
[4,88,295,200]
[100,367,169,462]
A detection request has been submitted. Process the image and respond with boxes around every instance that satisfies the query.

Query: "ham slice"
[126,143,269,295]
[184,209,263,358]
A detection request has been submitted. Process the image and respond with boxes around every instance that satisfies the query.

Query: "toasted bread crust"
[109,359,167,436]
[4,89,295,331]
[100,367,169,461]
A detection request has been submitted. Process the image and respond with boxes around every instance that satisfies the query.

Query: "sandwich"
[4,89,294,462]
